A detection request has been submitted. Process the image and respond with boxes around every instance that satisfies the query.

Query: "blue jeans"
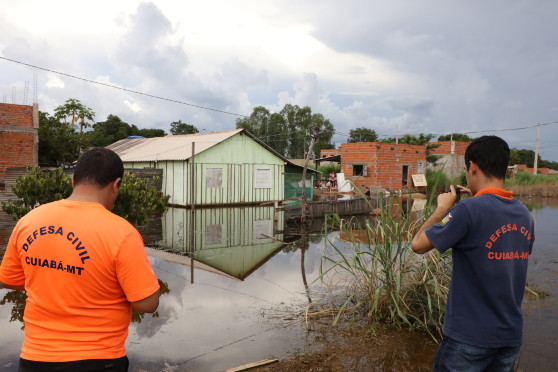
[433,336,520,372]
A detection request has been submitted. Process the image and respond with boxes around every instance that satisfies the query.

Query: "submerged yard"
[0,195,557,371]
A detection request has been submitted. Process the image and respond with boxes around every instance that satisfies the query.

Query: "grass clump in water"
[316,195,451,340]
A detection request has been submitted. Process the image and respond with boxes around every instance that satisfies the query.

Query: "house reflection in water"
[148,206,292,281]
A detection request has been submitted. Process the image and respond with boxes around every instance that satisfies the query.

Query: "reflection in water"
[0,289,26,327]
[155,206,292,281]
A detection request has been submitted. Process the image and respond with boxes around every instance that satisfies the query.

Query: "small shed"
[107,129,316,208]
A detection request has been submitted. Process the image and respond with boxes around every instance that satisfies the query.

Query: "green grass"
[506,170,558,186]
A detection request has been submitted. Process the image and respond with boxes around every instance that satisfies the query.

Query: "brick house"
[319,142,426,191]
[0,103,39,191]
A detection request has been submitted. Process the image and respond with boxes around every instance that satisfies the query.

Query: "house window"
[206,168,222,188]
[255,167,272,188]
[205,224,222,245]
[353,164,367,176]
[417,161,425,174]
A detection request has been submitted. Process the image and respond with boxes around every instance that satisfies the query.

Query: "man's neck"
[66,185,110,209]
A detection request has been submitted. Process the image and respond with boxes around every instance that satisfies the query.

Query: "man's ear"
[112,177,122,193]
[469,161,478,174]
[71,176,75,188]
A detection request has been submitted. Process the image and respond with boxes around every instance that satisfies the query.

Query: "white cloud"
[45,73,64,89]
[1,0,558,160]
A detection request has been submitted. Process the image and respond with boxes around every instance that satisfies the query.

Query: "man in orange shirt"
[0,148,160,372]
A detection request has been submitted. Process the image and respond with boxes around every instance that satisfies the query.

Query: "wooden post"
[301,124,319,223]
[190,142,195,283]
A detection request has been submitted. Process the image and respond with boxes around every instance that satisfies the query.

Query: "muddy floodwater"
[1,197,557,371]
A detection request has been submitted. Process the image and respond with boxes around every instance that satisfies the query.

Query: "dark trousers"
[19,356,129,372]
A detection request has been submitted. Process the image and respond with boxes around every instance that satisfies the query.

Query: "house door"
[402,165,409,188]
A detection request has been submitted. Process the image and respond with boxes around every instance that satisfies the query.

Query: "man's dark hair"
[73,148,124,187]
[465,136,509,179]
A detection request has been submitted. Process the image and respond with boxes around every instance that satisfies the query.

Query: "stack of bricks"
[0,103,37,190]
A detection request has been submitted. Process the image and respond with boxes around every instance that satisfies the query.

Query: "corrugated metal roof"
[106,129,243,162]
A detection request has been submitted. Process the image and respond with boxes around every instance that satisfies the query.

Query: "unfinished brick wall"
[336,142,426,190]
[320,149,339,158]
[0,103,38,190]
[430,141,469,156]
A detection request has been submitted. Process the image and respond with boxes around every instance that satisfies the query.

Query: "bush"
[1,167,170,226]
[1,167,72,219]
[318,164,341,178]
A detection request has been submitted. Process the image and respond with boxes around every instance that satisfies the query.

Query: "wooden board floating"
[225,358,279,372]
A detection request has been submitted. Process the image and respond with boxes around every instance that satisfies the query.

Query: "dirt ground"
[249,324,438,372]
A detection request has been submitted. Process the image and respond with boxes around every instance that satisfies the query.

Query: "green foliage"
[87,115,167,147]
[236,104,335,158]
[111,174,170,226]
[509,148,537,168]
[1,167,72,219]
[318,164,341,178]
[437,133,473,142]
[38,111,82,166]
[236,106,289,155]
[54,98,95,135]
[506,171,558,186]
[1,168,170,226]
[425,169,449,199]
[381,133,434,145]
[137,128,166,138]
[348,127,378,143]
[170,120,199,135]
[316,196,451,339]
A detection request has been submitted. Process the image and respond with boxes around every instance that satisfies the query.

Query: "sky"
[2,0,558,161]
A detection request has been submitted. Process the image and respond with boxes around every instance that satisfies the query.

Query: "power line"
[3,56,558,141]
[0,56,249,119]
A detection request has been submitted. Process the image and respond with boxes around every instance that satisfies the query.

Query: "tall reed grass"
[315,172,455,339]
[317,194,451,340]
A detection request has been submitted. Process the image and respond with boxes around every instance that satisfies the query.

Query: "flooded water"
[0,197,557,371]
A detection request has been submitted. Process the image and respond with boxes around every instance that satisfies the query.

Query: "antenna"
[24,81,29,105]
[12,86,16,104]
[33,73,38,104]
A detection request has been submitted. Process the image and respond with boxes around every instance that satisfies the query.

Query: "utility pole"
[533,123,540,175]
[301,124,319,223]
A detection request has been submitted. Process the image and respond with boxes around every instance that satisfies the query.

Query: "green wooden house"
[107,129,316,208]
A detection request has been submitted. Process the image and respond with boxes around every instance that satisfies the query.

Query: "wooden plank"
[225,358,279,372]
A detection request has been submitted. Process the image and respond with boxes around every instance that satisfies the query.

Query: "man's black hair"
[465,135,509,180]
[73,148,124,187]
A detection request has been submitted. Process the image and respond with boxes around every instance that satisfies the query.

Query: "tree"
[1,168,170,226]
[437,133,473,142]
[54,98,95,135]
[279,104,335,158]
[137,128,166,138]
[87,115,138,147]
[38,111,82,166]
[236,106,288,155]
[348,127,378,143]
[381,133,435,145]
[170,120,199,135]
[509,148,538,168]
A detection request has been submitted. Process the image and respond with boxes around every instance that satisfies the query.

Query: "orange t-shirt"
[0,200,160,362]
